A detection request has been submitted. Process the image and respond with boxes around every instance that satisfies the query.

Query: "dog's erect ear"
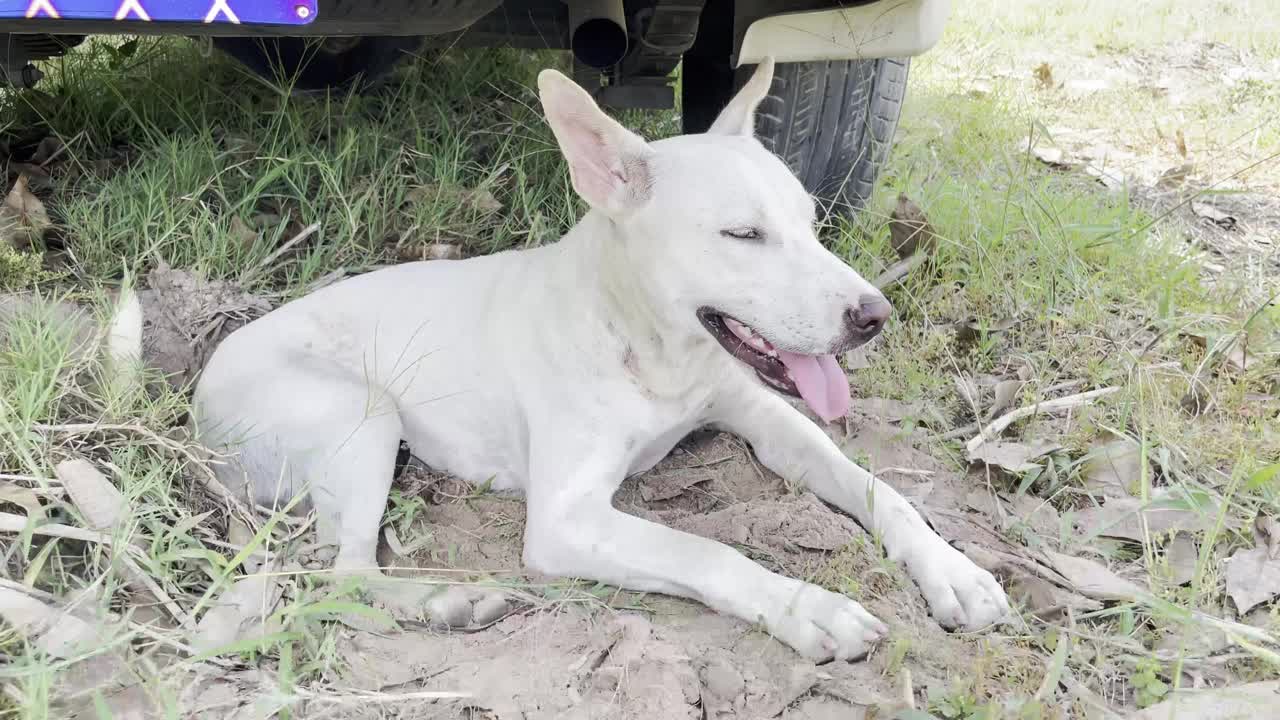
[707,58,775,137]
[538,69,654,216]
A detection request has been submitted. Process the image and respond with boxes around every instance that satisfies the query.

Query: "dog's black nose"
[845,296,892,341]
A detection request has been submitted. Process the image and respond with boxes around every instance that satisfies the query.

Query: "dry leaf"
[55,459,127,532]
[1130,681,1280,720]
[31,135,65,166]
[1184,332,1254,375]
[1081,438,1142,497]
[226,516,262,573]
[463,188,502,214]
[961,544,1102,621]
[229,215,258,252]
[1033,62,1054,89]
[988,379,1024,420]
[190,572,287,654]
[383,524,408,557]
[0,481,45,517]
[1225,545,1280,614]
[1005,573,1061,616]
[0,587,106,658]
[406,184,502,215]
[888,194,936,259]
[1175,129,1188,159]
[1074,495,1218,543]
[954,316,1017,349]
[968,439,1061,474]
[1155,163,1195,190]
[1083,163,1127,191]
[1031,146,1074,169]
[1,174,51,248]
[1162,534,1198,586]
[1255,515,1280,560]
[1044,550,1145,601]
[1191,201,1237,230]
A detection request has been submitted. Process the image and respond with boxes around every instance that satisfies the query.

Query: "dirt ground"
[74,419,1037,720]
[6,3,1280,719]
[940,35,1280,285]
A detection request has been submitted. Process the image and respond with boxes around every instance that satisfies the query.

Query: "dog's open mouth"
[698,308,850,422]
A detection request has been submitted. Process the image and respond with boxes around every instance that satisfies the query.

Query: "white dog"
[193,58,1008,661]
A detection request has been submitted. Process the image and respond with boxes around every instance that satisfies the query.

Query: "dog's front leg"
[521,432,887,661]
[715,387,1009,632]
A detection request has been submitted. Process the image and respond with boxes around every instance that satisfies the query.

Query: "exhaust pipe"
[568,0,628,69]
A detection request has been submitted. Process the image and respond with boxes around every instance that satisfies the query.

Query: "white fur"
[192,59,1008,661]
[106,284,143,396]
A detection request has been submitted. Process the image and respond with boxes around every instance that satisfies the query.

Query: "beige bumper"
[736,0,951,66]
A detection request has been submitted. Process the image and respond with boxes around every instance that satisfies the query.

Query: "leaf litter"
[0,174,51,249]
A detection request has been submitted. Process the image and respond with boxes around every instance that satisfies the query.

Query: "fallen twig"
[966,387,1121,455]
[242,221,321,284]
[899,667,915,709]
[873,252,928,289]
[294,687,472,703]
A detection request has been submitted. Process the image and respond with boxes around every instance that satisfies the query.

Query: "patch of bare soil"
[234,425,1040,720]
[977,40,1280,283]
[30,383,1110,719]
[137,261,273,390]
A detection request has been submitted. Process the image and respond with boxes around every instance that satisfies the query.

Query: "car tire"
[212,36,422,93]
[683,57,909,218]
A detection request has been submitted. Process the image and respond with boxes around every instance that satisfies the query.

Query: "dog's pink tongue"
[776,351,851,423]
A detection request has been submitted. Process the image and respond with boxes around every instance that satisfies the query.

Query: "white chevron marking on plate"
[203,0,240,23]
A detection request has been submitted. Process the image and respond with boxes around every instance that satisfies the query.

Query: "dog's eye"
[721,227,763,241]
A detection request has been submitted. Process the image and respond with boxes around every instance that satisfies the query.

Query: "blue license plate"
[0,0,317,24]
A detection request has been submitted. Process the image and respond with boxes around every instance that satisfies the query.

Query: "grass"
[1,0,1279,717]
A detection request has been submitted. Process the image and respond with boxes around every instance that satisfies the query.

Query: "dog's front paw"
[766,581,888,662]
[906,541,1009,631]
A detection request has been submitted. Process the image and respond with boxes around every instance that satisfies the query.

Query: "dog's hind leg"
[199,371,433,619]
[197,371,403,571]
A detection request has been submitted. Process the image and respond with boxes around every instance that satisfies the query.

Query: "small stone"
[426,586,474,628]
[472,591,509,625]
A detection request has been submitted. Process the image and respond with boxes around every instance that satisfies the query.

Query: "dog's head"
[538,60,890,422]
